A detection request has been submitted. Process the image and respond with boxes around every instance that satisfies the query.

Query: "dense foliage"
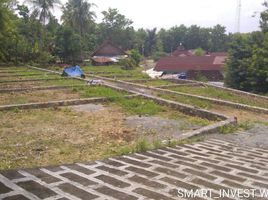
[225,2,268,93]
[0,0,232,65]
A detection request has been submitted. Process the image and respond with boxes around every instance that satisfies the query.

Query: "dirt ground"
[0,89,81,105]
[0,105,135,170]
[125,115,203,139]
[0,103,210,170]
[0,81,49,89]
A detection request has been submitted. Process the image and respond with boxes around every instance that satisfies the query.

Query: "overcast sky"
[24,0,266,33]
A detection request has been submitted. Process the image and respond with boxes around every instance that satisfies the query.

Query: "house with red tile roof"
[154,46,227,81]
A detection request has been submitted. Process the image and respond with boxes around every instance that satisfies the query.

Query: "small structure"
[91,41,128,66]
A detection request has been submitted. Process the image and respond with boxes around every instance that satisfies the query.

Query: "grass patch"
[0,73,60,81]
[75,85,127,99]
[82,65,150,79]
[143,79,175,86]
[114,97,164,115]
[171,86,268,108]
[219,121,254,134]
[157,92,212,109]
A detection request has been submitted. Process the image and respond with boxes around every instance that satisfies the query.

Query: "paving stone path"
[1,138,268,200]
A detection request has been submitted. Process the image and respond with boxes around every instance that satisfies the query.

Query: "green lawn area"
[82,65,150,79]
[170,86,268,108]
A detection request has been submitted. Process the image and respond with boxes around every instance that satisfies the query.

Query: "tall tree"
[0,0,17,62]
[260,1,268,33]
[144,28,157,56]
[210,24,228,51]
[99,8,134,49]
[27,0,61,25]
[62,0,96,36]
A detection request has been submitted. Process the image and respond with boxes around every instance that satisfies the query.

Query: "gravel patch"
[125,115,202,139]
[206,124,268,149]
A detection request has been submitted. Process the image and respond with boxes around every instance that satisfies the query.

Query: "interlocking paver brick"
[175,160,207,170]
[23,168,61,184]
[142,152,172,161]
[133,188,175,200]
[191,156,220,164]
[128,175,166,189]
[58,183,98,200]
[161,177,200,190]
[114,157,151,168]
[44,166,64,172]
[252,181,268,189]
[161,147,189,156]
[225,164,259,174]
[127,154,148,160]
[0,170,25,180]
[1,139,268,200]
[60,172,97,186]
[221,179,250,189]
[95,174,130,188]
[183,168,217,181]
[200,162,232,172]
[211,170,246,182]
[101,159,125,167]
[65,164,95,175]
[169,154,197,162]
[95,186,138,200]
[149,159,179,169]
[96,165,128,176]
[125,166,159,177]
[0,182,12,194]
[3,194,30,200]
[154,167,187,179]
[237,172,268,182]
[213,157,245,165]
[17,180,56,199]
[191,178,230,191]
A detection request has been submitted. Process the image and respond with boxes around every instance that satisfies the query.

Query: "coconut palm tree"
[62,0,96,36]
[28,0,61,25]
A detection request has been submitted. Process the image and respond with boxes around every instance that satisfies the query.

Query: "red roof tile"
[154,55,227,72]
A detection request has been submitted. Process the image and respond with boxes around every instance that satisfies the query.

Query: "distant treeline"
[1,0,233,64]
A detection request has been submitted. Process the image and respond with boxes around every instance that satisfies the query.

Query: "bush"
[129,49,142,66]
[119,58,137,70]
[194,47,205,56]
[151,51,168,61]
[36,51,55,65]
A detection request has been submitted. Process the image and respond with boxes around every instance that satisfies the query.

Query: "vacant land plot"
[169,85,268,108]
[0,74,60,82]
[83,65,150,79]
[0,86,128,105]
[0,96,210,170]
[0,78,85,89]
[156,92,268,123]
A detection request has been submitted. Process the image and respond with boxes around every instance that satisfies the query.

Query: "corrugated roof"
[91,57,114,63]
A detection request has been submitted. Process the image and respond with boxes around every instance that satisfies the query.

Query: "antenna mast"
[236,0,242,33]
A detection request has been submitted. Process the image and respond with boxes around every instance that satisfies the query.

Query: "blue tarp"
[62,65,85,78]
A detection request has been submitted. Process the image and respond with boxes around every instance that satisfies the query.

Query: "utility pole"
[235,0,242,33]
